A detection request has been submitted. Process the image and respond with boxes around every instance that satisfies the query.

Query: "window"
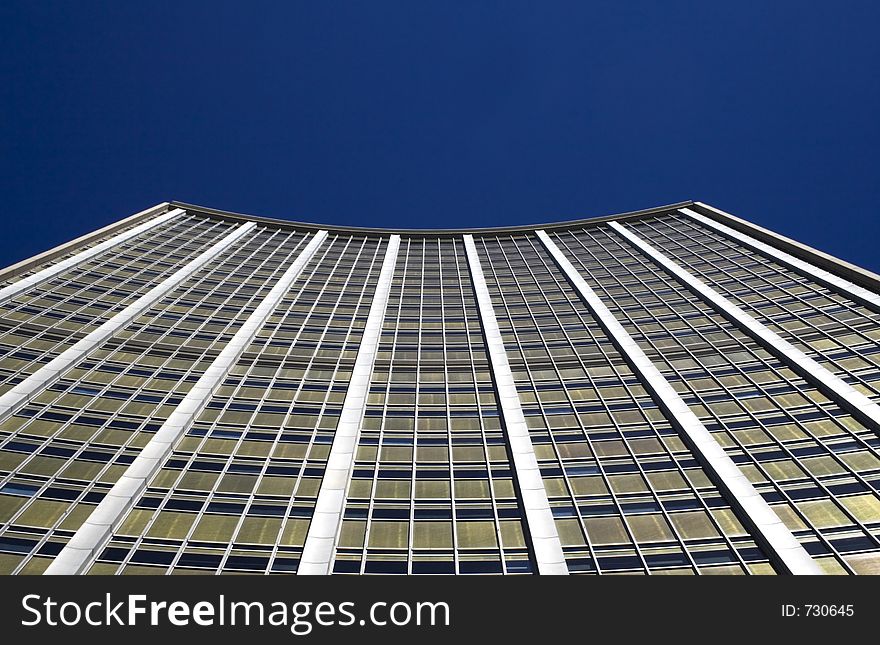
[413,522,453,548]
[669,511,721,540]
[236,517,283,544]
[583,516,629,545]
[627,514,674,542]
[840,494,880,523]
[455,521,497,548]
[146,511,196,539]
[191,515,240,542]
[368,521,409,548]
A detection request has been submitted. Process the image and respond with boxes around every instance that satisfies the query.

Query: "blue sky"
[1,2,878,271]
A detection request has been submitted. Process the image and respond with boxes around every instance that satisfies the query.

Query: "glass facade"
[0,201,878,575]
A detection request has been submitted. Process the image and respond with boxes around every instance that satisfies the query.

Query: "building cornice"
[3,199,878,301]
[169,200,696,236]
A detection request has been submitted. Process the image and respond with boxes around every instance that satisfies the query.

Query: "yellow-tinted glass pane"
[146,511,196,539]
[413,522,453,548]
[368,521,409,548]
[456,521,498,548]
[669,511,720,539]
[583,516,629,545]
[839,494,880,523]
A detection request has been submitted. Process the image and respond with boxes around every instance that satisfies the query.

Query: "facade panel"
[329,238,542,575]
[88,234,387,574]
[0,215,236,396]
[1,225,308,573]
[630,212,880,404]
[549,226,880,575]
[0,203,173,290]
[480,234,794,574]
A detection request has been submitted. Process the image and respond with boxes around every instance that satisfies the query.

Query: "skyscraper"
[0,200,878,576]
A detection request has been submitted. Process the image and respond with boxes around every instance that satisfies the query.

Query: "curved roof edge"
[169,200,696,235]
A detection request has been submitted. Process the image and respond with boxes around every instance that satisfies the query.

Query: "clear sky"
[1,2,878,271]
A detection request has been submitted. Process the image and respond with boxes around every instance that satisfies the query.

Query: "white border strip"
[0,208,183,304]
[0,222,256,426]
[45,229,328,574]
[683,205,880,311]
[463,235,568,575]
[538,229,821,575]
[298,235,401,575]
[610,221,880,432]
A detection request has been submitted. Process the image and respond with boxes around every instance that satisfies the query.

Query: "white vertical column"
[463,235,569,576]
[681,205,880,312]
[45,230,329,575]
[298,235,401,575]
[0,208,183,304]
[0,221,256,426]
[538,229,821,575]
[610,221,880,434]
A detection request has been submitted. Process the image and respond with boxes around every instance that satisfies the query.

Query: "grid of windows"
[477,235,775,575]
[0,226,307,573]
[0,216,236,395]
[0,207,168,290]
[333,238,531,575]
[87,234,387,574]
[630,214,880,403]
[550,226,880,574]
[1,203,879,576]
